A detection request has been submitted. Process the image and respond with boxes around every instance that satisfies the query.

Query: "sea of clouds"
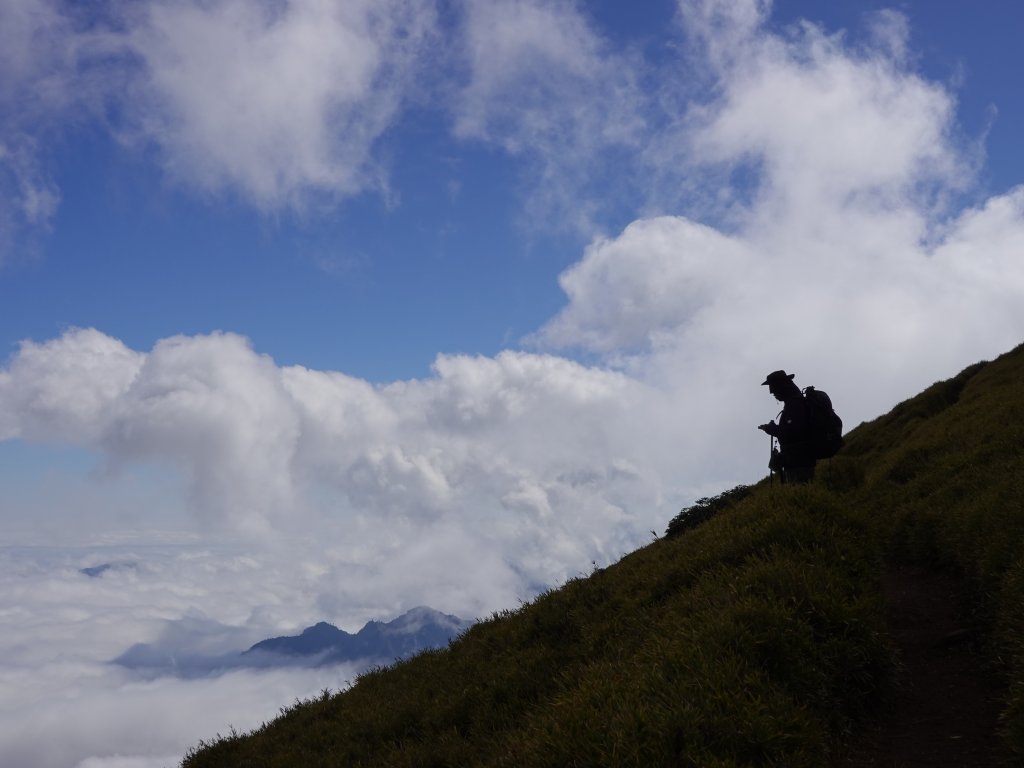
[0,543,363,768]
[4,1,1024,766]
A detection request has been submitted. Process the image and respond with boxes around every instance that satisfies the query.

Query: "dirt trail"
[837,564,1012,767]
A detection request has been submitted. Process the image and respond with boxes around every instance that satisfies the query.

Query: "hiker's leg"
[787,465,814,484]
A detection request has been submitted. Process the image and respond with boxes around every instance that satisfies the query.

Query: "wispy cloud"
[0,0,653,236]
[0,0,85,256]
[451,0,651,230]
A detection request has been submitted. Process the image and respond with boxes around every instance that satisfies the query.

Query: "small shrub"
[665,484,754,539]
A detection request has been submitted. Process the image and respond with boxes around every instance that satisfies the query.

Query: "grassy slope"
[183,342,1024,767]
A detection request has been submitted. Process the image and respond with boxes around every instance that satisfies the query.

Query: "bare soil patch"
[837,564,1012,767]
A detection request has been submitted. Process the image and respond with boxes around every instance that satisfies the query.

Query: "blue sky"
[3,0,1019,383]
[2,97,556,380]
[3,2,1024,766]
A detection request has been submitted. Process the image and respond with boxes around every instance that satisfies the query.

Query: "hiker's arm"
[765,405,811,442]
[772,404,810,440]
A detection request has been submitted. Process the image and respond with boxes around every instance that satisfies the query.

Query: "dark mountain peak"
[245,607,474,665]
[80,561,138,578]
[248,621,348,657]
[304,621,340,635]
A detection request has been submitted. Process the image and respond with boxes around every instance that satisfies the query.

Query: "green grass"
[183,341,1024,766]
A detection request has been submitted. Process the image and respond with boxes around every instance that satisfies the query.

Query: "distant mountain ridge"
[115,606,474,678]
[246,607,474,666]
[80,561,138,578]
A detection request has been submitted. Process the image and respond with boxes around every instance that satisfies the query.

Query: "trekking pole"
[768,433,775,486]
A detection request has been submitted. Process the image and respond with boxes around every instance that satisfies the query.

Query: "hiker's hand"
[758,422,776,435]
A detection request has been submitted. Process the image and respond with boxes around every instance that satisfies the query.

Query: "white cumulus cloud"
[121,0,438,209]
[0,328,143,443]
[0,330,674,592]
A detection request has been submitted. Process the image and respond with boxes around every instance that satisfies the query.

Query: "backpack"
[803,386,844,459]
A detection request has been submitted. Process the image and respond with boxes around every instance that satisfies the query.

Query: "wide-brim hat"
[761,370,795,386]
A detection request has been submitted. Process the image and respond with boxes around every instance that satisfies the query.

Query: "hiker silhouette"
[758,370,816,484]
